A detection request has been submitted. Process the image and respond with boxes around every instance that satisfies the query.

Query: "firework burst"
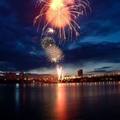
[56,65,64,80]
[34,0,90,40]
[41,37,64,63]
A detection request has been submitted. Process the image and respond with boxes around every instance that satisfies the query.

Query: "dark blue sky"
[0,0,120,74]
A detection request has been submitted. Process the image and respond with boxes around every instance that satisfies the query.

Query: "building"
[78,69,83,76]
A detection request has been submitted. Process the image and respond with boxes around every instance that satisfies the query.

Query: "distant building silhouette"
[78,69,83,76]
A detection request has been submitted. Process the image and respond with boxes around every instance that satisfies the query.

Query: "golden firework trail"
[56,65,64,80]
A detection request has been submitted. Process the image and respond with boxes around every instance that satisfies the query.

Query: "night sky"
[0,0,120,74]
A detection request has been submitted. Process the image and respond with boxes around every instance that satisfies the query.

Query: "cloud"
[93,66,112,73]
[0,61,16,71]
[64,42,120,65]
[79,0,120,42]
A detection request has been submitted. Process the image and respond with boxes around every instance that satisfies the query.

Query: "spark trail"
[34,0,90,40]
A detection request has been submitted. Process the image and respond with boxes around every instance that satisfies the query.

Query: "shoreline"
[0,79,120,84]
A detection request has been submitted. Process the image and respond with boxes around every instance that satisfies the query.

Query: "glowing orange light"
[46,0,71,28]
[34,0,90,40]
[65,0,74,5]
[55,84,67,120]
[50,0,64,10]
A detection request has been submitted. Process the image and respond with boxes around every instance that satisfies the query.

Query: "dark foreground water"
[0,82,120,120]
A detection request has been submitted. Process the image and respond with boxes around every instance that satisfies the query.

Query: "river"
[0,82,120,120]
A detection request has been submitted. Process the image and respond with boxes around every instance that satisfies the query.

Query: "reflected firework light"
[41,37,64,63]
[34,0,90,40]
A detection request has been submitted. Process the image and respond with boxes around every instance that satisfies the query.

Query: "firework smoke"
[41,37,64,63]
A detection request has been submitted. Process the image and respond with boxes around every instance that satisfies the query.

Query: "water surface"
[0,82,120,120]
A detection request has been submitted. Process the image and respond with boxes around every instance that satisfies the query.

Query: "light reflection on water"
[1,82,120,120]
[55,84,67,120]
[15,84,20,111]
